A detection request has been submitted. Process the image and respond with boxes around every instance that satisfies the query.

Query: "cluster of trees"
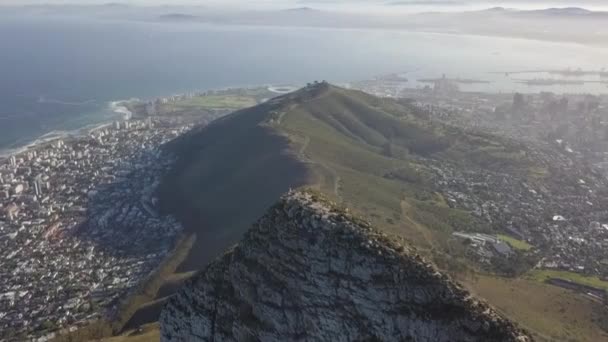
[488,252,537,278]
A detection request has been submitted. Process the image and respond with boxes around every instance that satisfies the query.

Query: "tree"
[41,319,56,331]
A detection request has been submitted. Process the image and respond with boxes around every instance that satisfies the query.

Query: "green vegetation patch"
[173,95,258,109]
[527,269,608,291]
[411,200,490,234]
[498,234,533,251]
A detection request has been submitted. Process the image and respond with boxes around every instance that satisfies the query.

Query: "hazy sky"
[0,0,605,6]
[3,0,608,12]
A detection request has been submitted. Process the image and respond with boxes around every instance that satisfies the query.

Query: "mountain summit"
[160,190,531,342]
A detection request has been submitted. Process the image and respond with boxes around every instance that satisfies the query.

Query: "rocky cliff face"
[160,191,531,342]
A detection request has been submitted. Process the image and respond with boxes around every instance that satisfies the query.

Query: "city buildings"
[0,119,191,341]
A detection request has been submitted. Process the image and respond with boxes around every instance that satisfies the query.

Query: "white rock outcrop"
[160,191,531,342]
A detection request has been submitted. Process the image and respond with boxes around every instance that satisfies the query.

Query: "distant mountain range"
[524,7,594,15]
[387,0,466,6]
[157,13,200,22]
[482,6,607,16]
[6,3,608,46]
[283,6,319,12]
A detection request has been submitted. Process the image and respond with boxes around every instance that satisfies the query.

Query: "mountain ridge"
[156,83,608,340]
[159,82,532,272]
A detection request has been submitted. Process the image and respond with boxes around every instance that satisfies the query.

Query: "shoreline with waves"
[0,99,136,160]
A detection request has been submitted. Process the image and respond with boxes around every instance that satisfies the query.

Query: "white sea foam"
[0,99,138,159]
[109,99,138,120]
[37,96,96,106]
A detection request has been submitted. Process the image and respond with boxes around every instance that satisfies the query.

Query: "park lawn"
[526,269,608,290]
[497,234,533,251]
[174,95,257,109]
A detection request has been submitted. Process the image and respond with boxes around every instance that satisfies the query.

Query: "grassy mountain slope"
[271,84,528,249]
[156,83,607,341]
[159,82,537,276]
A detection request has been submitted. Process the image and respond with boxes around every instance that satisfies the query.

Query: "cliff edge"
[160,191,531,342]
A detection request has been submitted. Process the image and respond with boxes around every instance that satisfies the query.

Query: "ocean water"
[1,15,608,150]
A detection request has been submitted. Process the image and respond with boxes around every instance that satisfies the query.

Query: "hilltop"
[160,82,533,270]
[158,82,549,276]
[160,190,531,341]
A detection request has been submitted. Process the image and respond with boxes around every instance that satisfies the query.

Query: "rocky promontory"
[160,190,531,342]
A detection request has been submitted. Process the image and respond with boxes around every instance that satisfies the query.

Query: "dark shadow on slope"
[121,297,168,332]
[158,101,311,273]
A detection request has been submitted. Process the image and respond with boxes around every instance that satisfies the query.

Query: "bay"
[1,15,608,150]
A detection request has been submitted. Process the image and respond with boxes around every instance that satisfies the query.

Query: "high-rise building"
[9,156,16,166]
[13,184,23,195]
[34,181,41,196]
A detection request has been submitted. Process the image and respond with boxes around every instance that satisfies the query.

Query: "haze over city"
[2,1,608,341]
[3,0,608,12]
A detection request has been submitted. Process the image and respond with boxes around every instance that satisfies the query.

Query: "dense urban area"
[3,76,608,340]
[0,85,285,341]
[0,117,191,341]
[355,74,608,299]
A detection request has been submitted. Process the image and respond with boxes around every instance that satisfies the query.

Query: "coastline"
[0,83,301,161]
[0,109,191,340]
[1,75,606,162]
[3,83,293,158]
[0,80,308,164]
[0,99,136,160]
[109,99,137,121]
